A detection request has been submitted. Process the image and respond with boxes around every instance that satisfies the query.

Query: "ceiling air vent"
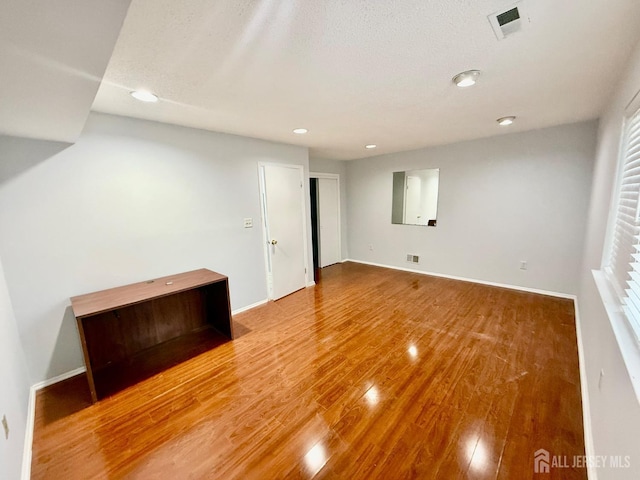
[488,2,526,40]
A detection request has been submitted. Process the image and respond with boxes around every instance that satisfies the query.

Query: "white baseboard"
[343,258,575,299]
[22,366,88,480]
[573,299,597,480]
[231,298,268,316]
[32,366,87,391]
[306,281,316,287]
[21,385,35,480]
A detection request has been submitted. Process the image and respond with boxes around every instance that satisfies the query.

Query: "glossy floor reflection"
[32,262,586,479]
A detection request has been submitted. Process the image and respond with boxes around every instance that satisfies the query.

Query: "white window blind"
[608,106,640,341]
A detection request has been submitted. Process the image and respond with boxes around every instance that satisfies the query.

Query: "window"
[596,98,640,402]
[606,104,640,343]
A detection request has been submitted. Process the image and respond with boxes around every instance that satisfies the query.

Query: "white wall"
[346,121,597,295]
[0,256,29,480]
[0,112,311,384]
[577,40,640,479]
[309,157,349,260]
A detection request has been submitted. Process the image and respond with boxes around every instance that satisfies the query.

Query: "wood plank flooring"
[31,262,586,479]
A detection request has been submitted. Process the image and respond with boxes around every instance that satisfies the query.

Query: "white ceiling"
[0,0,131,143]
[6,1,640,159]
[91,0,640,160]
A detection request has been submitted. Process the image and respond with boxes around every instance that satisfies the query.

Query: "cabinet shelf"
[92,325,228,399]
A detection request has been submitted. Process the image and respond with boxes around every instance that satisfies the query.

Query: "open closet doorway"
[309,173,342,283]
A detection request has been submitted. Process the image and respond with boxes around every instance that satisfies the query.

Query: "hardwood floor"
[31,262,586,479]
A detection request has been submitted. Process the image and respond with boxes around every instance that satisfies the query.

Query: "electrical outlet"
[368,244,373,251]
[243,218,253,228]
[1,414,8,440]
[520,260,527,270]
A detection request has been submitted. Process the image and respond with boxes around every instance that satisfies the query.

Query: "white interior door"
[260,163,307,300]
[318,177,341,267]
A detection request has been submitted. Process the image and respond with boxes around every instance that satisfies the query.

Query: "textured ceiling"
[91,0,640,160]
[0,0,131,143]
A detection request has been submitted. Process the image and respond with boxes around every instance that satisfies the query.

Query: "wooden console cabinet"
[71,269,233,402]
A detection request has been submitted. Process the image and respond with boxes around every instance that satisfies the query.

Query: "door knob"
[271,239,278,245]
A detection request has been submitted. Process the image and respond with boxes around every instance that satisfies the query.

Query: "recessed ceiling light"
[497,116,516,126]
[365,144,377,149]
[452,70,481,87]
[130,90,158,102]
[293,128,308,134]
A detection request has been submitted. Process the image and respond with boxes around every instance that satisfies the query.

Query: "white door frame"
[309,172,342,264]
[259,162,310,300]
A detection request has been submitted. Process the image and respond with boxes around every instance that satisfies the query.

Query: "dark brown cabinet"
[71,269,233,402]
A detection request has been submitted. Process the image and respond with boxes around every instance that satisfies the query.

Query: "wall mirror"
[391,168,440,226]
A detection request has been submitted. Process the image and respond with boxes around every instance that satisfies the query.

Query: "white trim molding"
[343,259,575,299]
[309,172,340,180]
[231,299,268,316]
[23,366,87,480]
[572,298,598,480]
[21,386,35,480]
[31,366,87,391]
